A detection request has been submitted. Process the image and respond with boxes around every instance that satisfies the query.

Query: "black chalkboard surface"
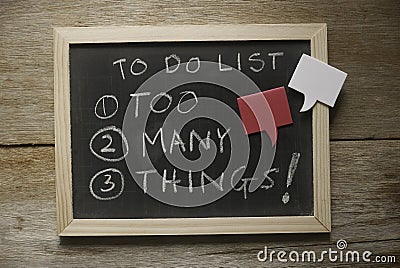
[55,24,330,235]
[70,40,312,219]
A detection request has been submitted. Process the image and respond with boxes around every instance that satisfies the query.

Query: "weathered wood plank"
[0,0,399,144]
[0,141,399,266]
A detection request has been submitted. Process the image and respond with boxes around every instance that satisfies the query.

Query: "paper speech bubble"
[289,54,347,112]
[237,86,293,146]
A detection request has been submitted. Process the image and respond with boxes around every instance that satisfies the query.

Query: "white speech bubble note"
[288,54,347,112]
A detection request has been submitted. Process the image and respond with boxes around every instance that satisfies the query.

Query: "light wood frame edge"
[61,216,327,236]
[311,25,331,232]
[54,28,73,234]
[54,24,330,236]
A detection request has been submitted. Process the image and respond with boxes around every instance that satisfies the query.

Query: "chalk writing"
[282,152,301,204]
[89,126,129,162]
[100,134,116,153]
[130,91,198,118]
[95,95,118,120]
[90,49,299,205]
[268,52,284,70]
[287,152,300,188]
[89,168,124,200]
[113,52,285,80]
[261,168,279,190]
[100,174,115,192]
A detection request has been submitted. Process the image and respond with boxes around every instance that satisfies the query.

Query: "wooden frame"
[54,24,330,236]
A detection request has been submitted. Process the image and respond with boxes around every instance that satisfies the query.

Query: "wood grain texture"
[1,0,399,266]
[311,25,331,231]
[1,0,399,144]
[54,27,73,235]
[1,141,399,266]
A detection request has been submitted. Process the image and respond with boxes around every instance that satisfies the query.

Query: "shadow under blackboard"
[60,233,330,246]
[329,84,346,129]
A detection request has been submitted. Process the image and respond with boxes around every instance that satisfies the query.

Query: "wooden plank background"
[1,0,399,266]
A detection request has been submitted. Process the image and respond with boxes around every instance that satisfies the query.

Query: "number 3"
[89,168,124,201]
[100,174,115,192]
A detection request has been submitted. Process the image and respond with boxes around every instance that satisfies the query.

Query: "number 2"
[100,134,116,153]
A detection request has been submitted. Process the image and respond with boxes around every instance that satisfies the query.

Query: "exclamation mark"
[282,152,300,204]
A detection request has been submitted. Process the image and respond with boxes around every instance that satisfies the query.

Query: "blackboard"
[54,25,330,235]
